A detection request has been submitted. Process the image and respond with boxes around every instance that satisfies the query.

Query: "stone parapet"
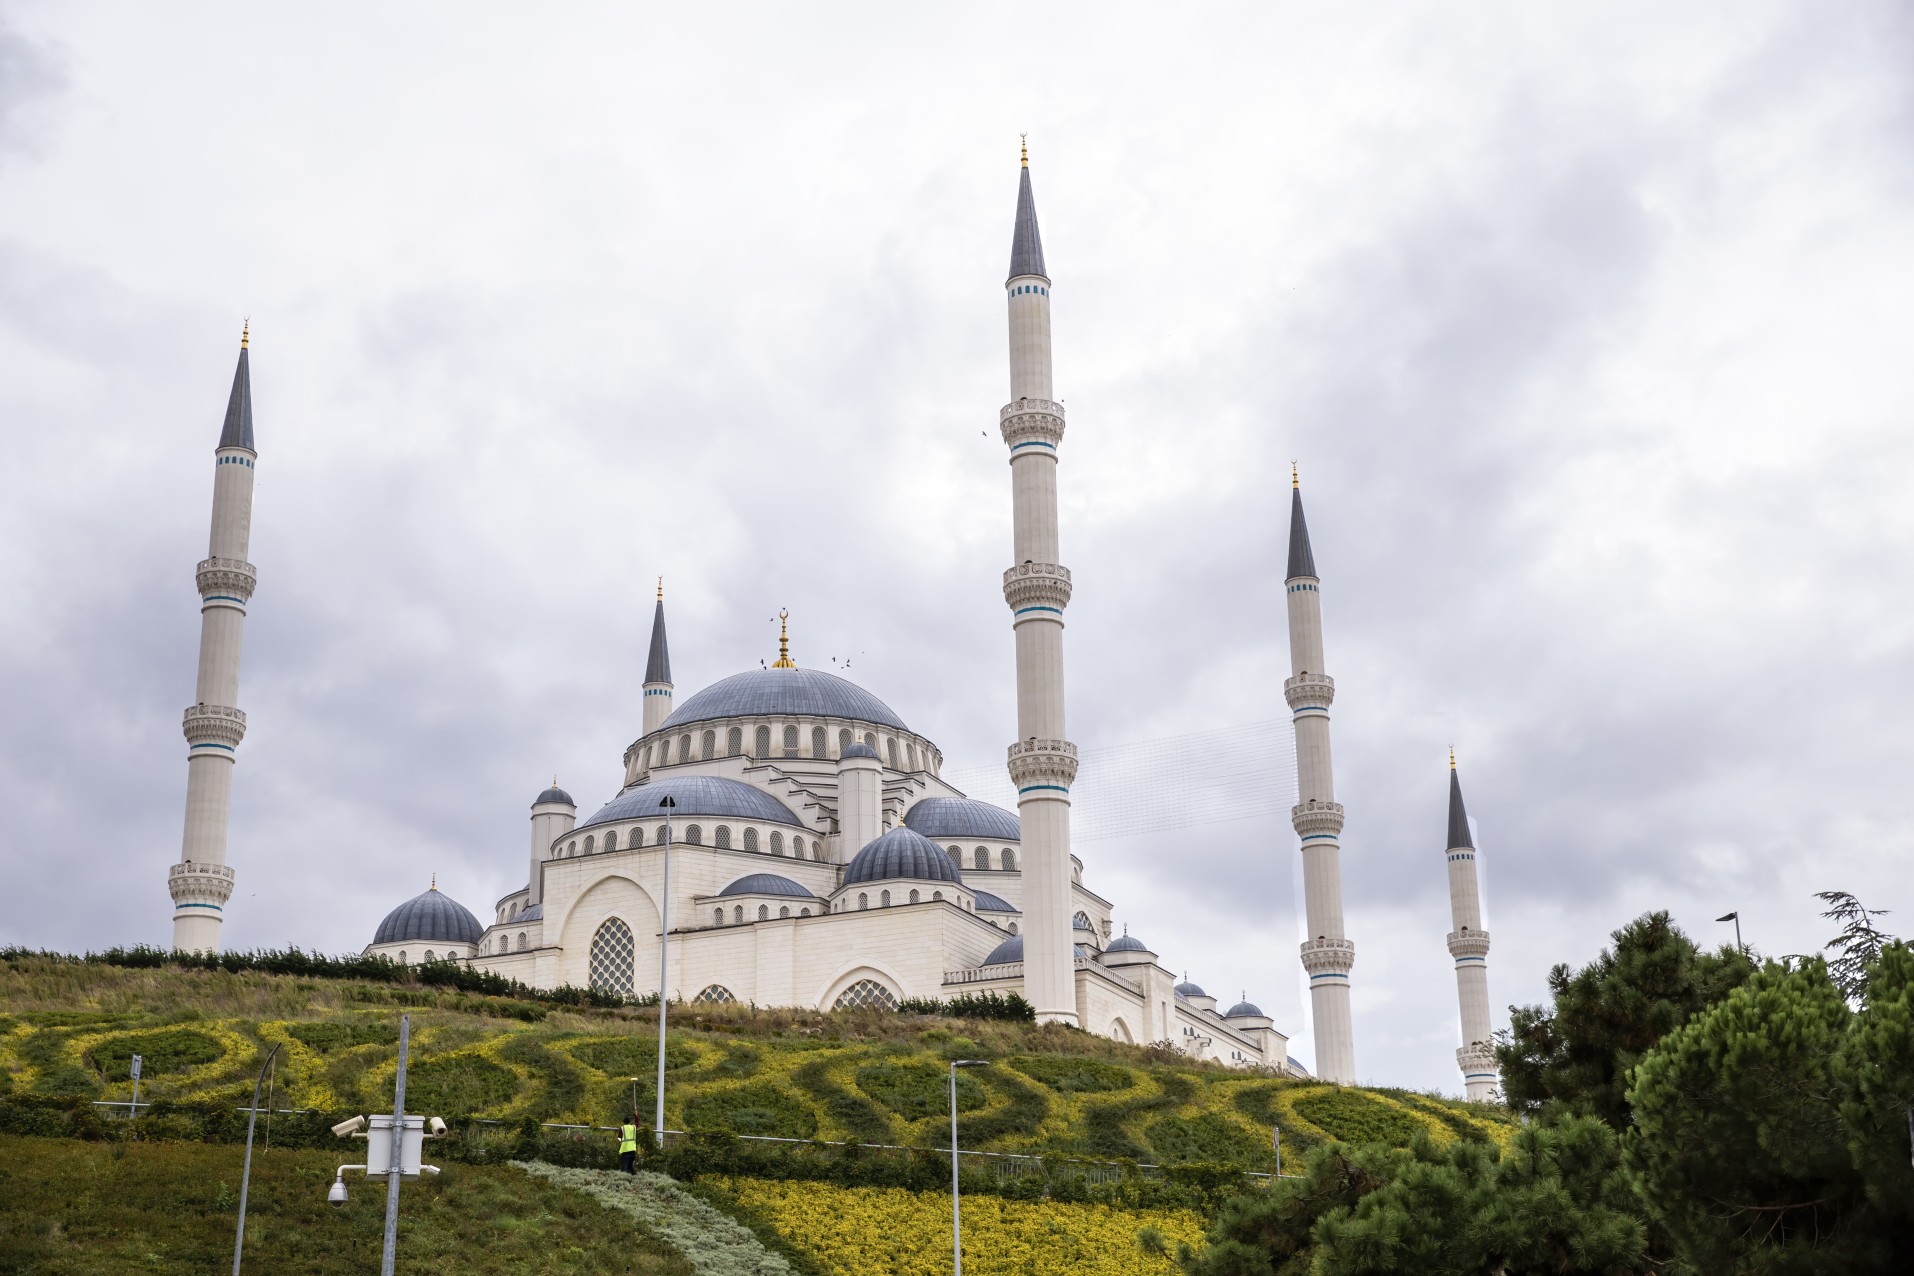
[1447,929,1492,959]
[1299,936,1356,975]
[168,860,236,906]
[1456,1042,1497,1073]
[1290,801,1345,839]
[1006,738,1078,790]
[1002,561,1072,614]
[196,556,257,602]
[999,398,1066,451]
[1283,672,1336,709]
[183,703,247,749]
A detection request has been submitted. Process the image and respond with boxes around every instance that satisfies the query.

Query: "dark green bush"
[398,1054,521,1118]
[682,1083,817,1138]
[1144,1112,1268,1167]
[1007,1055,1134,1093]
[567,1035,698,1075]
[792,1057,893,1142]
[1292,1088,1427,1146]
[84,1029,225,1079]
[287,1021,400,1053]
[855,1061,986,1122]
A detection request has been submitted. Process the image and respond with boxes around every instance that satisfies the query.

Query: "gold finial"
[1449,746,1456,771]
[1020,132,1028,167]
[430,873,436,890]
[771,608,796,668]
[656,576,663,602]
[553,773,559,787]
[1291,461,1299,489]
[240,318,250,349]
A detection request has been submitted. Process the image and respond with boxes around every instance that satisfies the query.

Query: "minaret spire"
[1285,471,1357,1082]
[1444,754,1496,1100]
[999,143,1079,1025]
[771,608,796,669]
[168,327,261,951]
[642,583,674,737]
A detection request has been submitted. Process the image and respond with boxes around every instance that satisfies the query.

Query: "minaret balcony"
[182,704,247,749]
[1002,562,1072,614]
[1283,673,1335,709]
[168,860,236,905]
[1456,1041,1497,1072]
[1291,802,1345,839]
[196,557,257,602]
[999,398,1066,450]
[1299,936,1356,975]
[1447,929,1492,959]
[1006,738,1079,789]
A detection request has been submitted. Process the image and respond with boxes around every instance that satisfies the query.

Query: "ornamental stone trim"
[999,398,1066,450]
[1283,673,1336,709]
[1002,562,1073,613]
[1299,936,1356,974]
[1291,801,1345,838]
[183,703,247,748]
[168,860,236,905]
[1006,738,1079,789]
[1456,1042,1496,1070]
[196,556,257,601]
[1447,929,1492,959]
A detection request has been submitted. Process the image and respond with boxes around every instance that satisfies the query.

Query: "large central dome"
[661,668,908,733]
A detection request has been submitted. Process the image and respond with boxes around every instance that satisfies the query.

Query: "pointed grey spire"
[217,327,254,451]
[645,596,671,684]
[1286,482,1317,580]
[1447,764,1474,850]
[1007,155,1048,282]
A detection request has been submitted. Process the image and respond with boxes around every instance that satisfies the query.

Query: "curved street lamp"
[949,1060,988,1275]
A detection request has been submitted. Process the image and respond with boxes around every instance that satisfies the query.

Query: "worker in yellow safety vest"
[618,1114,640,1174]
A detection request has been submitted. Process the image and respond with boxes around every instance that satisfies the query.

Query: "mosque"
[161,145,1501,1092]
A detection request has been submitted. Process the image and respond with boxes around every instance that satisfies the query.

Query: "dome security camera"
[327,1178,348,1206]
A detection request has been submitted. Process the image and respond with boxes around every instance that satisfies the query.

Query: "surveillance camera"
[428,1117,446,1137]
[328,1178,348,1206]
[331,1115,367,1138]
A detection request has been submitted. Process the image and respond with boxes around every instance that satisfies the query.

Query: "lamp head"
[327,1177,348,1206]
[952,1059,988,1068]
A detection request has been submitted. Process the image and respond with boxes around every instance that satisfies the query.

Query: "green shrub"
[952,1064,1049,1146]
[30,1062,101,1097]
[1291,1089,1425,1146]
[1007,1055,1135,1093]
[568,1035,698,1075]
[682,1083,818,1138]
[497,1036,587,1120]
[855,1061,986,1122]
[1144,1112,1267,1166]
[287,1021,400,1053]
[792,1057,892,1142]
[398,1054,520,1118]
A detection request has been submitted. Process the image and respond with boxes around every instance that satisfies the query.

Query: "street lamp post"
[1716,911,1744,953]
[230,1043,280,1275]
[949,1060,987,1275]
[655,795,677,1148]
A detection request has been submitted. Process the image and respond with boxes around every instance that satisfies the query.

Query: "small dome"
[903,797,1020,841]
[1226,1000,1265,1018]
[839,742,882,761]
[534,785,574,807]
[973,890,1018,913]
[374,887,482,946]
[581,774,803,830]
[1287,1056,1311,1076]
[515,903,544,923]
[1106,933,1150,953]
[718,873,815,899]
[1174,979,1206,999]
[843,827,963,886]
[983,934,1023,965]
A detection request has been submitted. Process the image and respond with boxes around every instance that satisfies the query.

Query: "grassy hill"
[0,956,1511,1172]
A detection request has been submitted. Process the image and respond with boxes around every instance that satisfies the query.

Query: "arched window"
[1002,848,1017,871]
[908,889,920,904]
[908,743,919,771]
[678,734,692,763]
[727,726,743,756]
[743,827,758,852]
[832,979,897,1011]
[656,826,669,846]
[715,825,732,849]
[686,824,703,846]
[604,830,618,852]
[424,949,436,962]
[509,902,519,920]
[713,908,723,925]
[782,725,798,756]
[863,732,876,749]
[517,932,528,950]
[886,738,898,767]
[1008,922,1018,935]
[757,904,769,921]
[812,726,826,758]
[588,918,636,995]
[701,730,716,760]
[880,890,892,907]
[693,985,734,1004]
[779,905,790,918]
[583,834,595,854]
[398,951,407,964]
[641,745,651,770]
[839,729,852,754]
[770,831,784,856]
[799,907,810,917]
[1074,910,1094,933]
[857,893,868,910]
[567,840,577,856]
[755,725,771,756]
[733,905,744,924]
[974,847,988,871]
[933,891,943,902]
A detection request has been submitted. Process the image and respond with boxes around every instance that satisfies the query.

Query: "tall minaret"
[999,138,1079,1026]
[1285,466,1356,1082]
[642,578,673,737]
[1444,751,1496,1100]
[167,325,259,952]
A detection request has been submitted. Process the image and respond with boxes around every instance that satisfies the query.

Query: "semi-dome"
[843,827,963,886]
[374,887,482,947]
[1226,999,1265,1018]
[904,797,1019,841]
[983,934,1022,965]
[1106,932,1150,953]
[534,784,574,807]
[1173,979,1206,998]
[580,774,803,830]
[973,890,1017,913]
[661,668,908,732]
[840,742,882,761]
[718,873,815,899]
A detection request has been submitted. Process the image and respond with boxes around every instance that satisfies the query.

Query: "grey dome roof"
[904,797,1020,841]
[1226,1000,1265,1018]
[983,934,1022,965]
[840,742,881,761]
[661,668,907,732]
[973,890,1017,913]
[534,785,574,807]
[1174,980,1206,998]
[843,827,963,886]
[374,888,482,946]
[515,904,544,923]
[581,775,803,830]
[1106,933,1150,953]
[718,873,814,899]
[1287,1056,1311,1076]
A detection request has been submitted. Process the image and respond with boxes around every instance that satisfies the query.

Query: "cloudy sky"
[4,2,1911,1093]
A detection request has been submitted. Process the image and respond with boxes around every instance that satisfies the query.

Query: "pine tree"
[1817,891,1896,1002]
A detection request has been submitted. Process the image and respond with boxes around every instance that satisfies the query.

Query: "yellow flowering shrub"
[714,1176,1207,1276]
